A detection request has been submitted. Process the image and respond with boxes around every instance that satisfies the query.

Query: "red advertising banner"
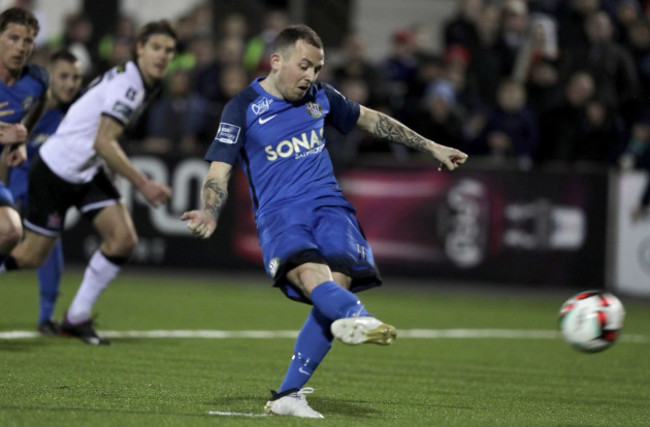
[61,156,608,287]
[232,166,608,286]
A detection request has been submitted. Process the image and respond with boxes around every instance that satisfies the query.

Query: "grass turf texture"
[1,270,649,426]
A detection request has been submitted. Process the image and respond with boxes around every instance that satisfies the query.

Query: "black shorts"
[23,155,121,237]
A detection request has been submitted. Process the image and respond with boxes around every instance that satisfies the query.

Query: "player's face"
[275,39,324,101]
[136,34,176,86]
[0,23,36,74]
[49,60,82,104]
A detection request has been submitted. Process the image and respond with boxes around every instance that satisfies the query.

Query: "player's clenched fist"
[433,145,468,171]
[181,210,217,239]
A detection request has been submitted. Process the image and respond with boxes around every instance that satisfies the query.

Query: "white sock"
[66,251,121,324]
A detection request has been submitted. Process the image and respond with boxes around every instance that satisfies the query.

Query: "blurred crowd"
[18,0,650,172]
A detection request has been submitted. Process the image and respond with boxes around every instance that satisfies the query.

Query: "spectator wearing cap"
[413,79,464,150]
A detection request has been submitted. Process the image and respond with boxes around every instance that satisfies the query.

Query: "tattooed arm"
[355,105,467,170]
[181,161,233,239]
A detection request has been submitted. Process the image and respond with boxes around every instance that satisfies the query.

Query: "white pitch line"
[0,329,648,343]
[208,411,270,417]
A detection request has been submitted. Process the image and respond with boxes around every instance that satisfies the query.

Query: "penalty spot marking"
[0,329,648,343]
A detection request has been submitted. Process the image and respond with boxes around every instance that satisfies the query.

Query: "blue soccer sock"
[278,307,333,393]
[37,240,64,323]
[310,281,370,321]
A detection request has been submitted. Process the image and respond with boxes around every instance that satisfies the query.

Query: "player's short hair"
[273,24,323,57]
[0,7,40,36]
[50,50,78,65]
[133,20,177,58]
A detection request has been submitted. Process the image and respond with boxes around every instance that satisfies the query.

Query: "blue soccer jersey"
[205,78,381,302]
[205,78,360,217]
[0,63,48,123]
[0,63,48,206]
[8,107,68,205]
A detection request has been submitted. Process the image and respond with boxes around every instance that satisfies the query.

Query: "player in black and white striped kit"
[0,20,177,345]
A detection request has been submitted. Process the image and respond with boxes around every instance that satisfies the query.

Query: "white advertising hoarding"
[612,172,650,297]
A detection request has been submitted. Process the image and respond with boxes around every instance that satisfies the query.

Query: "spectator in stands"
[494,0,531,76]
[61,13,94,78]
[243,9,288,76]
[513,13,561,115]
[414,79,464,151]
[332,33,384,108]
[613,0,643,46]
[625,17,650,100]
[469,77,539,169]
[469,1,503,106]
[97,14,137,70]
[143,68,209,155]
[562,10,640,121]
[576,97,626,165]
[380,28,419,123]
[513,14,559,84]
[537,71,595,165]
[558,0,601,50]
[444,0,483,57]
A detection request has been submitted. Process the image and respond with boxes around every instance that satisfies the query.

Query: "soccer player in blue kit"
[7,50,83,335]
[0,8,48,272]
[182,25,467,418]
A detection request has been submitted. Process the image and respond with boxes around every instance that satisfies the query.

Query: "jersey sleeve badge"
[215,123,241,144]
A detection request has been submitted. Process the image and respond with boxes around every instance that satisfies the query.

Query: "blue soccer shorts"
[256,201,382,303]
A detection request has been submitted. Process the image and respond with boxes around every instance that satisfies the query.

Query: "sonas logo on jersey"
[251,97,273,115]
[264,128,324,161]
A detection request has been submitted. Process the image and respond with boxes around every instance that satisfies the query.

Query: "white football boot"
[331,316,397,345]
[264,387,324,418]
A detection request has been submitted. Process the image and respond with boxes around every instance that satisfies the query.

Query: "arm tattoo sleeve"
[373,112,428,152]
[202,178,228,220]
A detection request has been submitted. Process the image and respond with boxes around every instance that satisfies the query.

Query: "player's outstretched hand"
[0,122,28,145]
[140,179,171,207]
[181,210,217,239]
[433,144,468,171]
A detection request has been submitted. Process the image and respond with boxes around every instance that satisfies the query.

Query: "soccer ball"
[558,290,625,353]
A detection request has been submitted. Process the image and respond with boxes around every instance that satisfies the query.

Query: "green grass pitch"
[1,270,649,426]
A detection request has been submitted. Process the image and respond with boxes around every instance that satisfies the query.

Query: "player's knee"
[289,262,333,294]
[0,223,22,253]
[15,246,49,269]
[105,230,138,256]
